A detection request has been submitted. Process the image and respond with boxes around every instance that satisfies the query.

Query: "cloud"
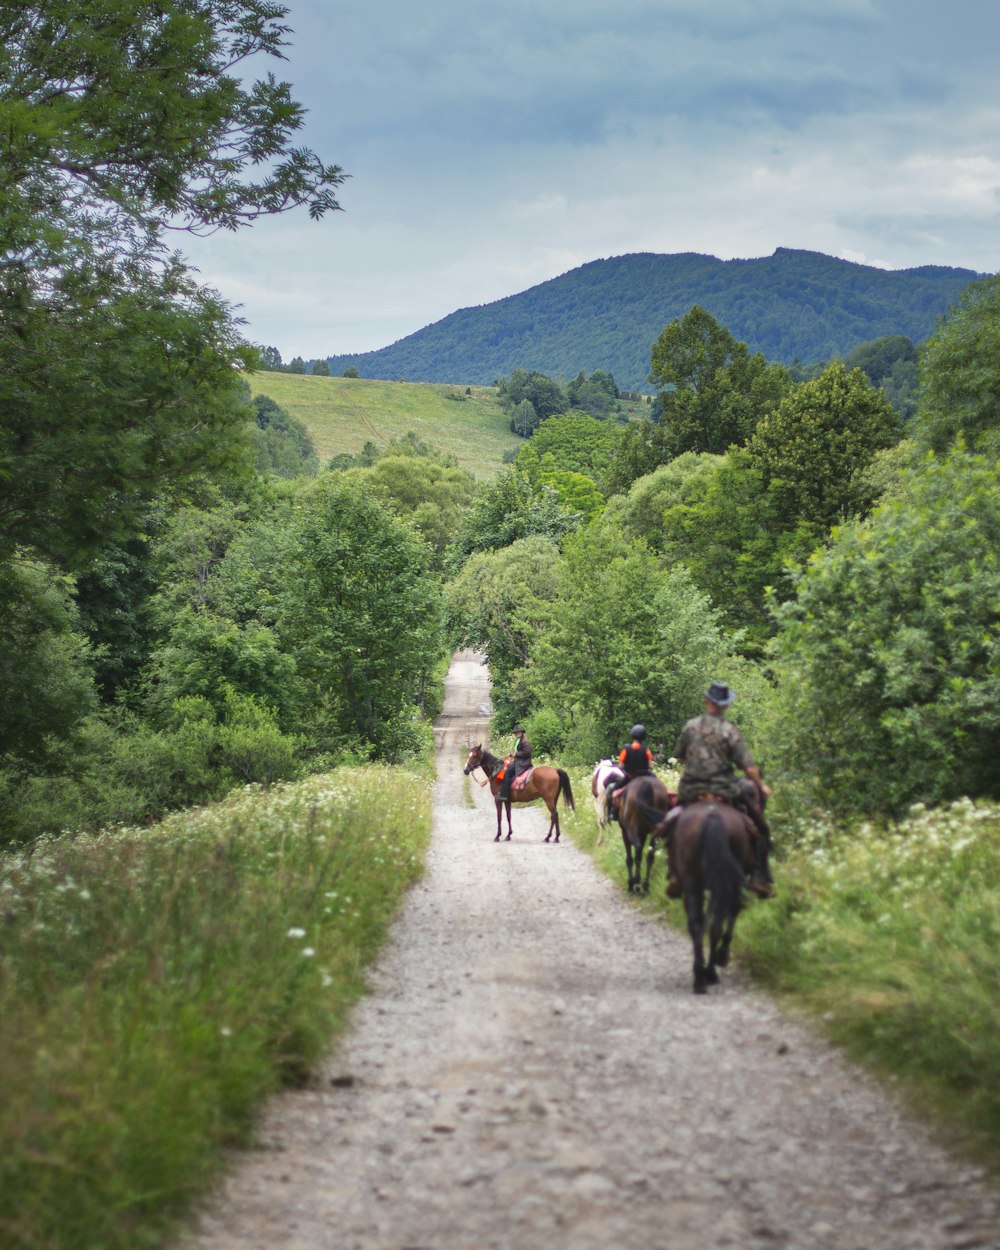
[182,0,1000,359]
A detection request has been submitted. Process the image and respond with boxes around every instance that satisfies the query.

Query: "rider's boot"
[749,825,774,898]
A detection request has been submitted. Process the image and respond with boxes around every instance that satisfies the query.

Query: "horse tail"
[557,769,575,812]
[699,809,744,923]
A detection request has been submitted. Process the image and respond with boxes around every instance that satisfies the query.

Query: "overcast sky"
[184,0,1000,361]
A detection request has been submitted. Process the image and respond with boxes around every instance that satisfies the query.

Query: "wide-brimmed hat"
[512,724,526,733]
[705,681,735,707]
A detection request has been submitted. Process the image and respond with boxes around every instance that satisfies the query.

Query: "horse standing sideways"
[615,775,673,893]
[463,744,575,843]
[661,801,754,994]
[590,759,624,846]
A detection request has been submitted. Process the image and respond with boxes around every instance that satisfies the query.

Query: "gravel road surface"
[180,652,999,1250]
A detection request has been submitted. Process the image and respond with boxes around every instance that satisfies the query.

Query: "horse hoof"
[505,834,512,841]
[493,835,501,843]
[693,981,708,995]
[705,966,720,985]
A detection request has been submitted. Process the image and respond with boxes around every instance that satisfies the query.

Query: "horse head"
[463,744,484,776]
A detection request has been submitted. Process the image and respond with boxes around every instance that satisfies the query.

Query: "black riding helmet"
[630,724,646,741]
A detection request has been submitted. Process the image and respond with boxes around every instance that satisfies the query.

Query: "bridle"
[464,748,492,787]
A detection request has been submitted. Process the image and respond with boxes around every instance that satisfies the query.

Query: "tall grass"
[0,767,431,1250]
[562,775,1000,1168]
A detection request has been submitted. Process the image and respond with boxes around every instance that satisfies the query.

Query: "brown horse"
[463,744,575,842]
[660,801,755,994]
[615,775,674,893]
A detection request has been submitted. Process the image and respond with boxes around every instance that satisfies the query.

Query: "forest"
[321,248,981,391]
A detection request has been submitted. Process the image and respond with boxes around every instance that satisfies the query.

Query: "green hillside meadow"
[246,372,521,476]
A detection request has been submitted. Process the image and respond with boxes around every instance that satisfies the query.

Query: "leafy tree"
[566,369,620,418]
[360,454,477,562]
[268,476,443,755]
[515,410,621,489]
[911,274,1000,455]
[250,394,319,478]
[287,356,307,374]
[601,416,675,495]
[0,1,344,264]
[454,469,581,558]
[446,534,562,726]
[342,366,360,378]
[765,448,1000,817]
[845,334,919,420]
[537,470,605,523]
[649,306,791,456]
[310,359,331,376]
[510,399,539,437]
[0,556,97,766]
[747,362,902,531]
[499,369,567,425]
[527,525,761,761]
[0,1,344,567]
[259,346,283,370]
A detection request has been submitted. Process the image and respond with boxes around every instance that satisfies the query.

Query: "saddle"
[511,767,534,792]
[668,793,758,841]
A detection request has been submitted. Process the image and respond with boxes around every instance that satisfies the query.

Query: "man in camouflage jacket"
[673,681,774,897]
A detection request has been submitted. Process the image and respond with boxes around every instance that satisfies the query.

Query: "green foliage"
[454,468,581,558]
[446,534,562,726]
[499,369,567,434]
[764,448,1000,817]
[649,305,792,455]
[324,250,979,390]
[526,524,762,761]
[0,555,97,767]
[0,766,430,1249]
[0,265,258,567]
[358,454,477,563]
[912,274,1000,455]
[747,361,902,530]
[566,369,620,417]
[0,1,344,260]
[739,800,1000,1163]
[514,410,622,491]
[250,394,320,478]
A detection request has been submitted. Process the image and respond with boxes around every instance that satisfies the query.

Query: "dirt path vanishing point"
[180,651,999,1250]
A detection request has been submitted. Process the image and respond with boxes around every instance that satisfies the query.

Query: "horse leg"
[642,834,659,894]
[621,828,637,892]
[494,799,502,842]
[551,800,560,844]
[716,911,737,969]
[505,799,513,840]
[594,790,606,847]
[705,907,725,985]
[686,889,710,994]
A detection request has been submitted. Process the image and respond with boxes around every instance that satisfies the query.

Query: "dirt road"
[181,652,999,1250]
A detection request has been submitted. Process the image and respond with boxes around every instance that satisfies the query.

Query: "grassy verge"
[561,773,1000,1170]
[0,766,432,1250]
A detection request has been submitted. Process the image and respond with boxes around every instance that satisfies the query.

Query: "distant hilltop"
[325,248,984,392]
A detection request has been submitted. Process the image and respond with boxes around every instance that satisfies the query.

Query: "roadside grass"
[561,775,1000,1171]
[245,373,519,476]
[0,766,432,1250]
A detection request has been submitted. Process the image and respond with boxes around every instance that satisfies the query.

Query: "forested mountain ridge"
[325,248,982,390]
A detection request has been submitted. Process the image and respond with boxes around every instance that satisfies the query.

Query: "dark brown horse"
[660,801,755,994]
[463,744,575,842]
[615,775,674,893]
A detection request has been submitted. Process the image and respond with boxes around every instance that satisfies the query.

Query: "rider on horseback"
[670,682,774,899]
[605,724,653,821]
[498,724,533,801]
